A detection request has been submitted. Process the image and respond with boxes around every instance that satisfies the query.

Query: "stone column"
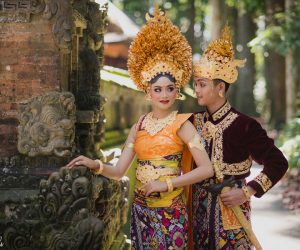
[0,1,129,249]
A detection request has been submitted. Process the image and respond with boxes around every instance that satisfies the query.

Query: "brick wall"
[0,19,61,156]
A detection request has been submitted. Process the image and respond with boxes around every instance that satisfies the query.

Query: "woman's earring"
[218,91,224,98]
[176,90,183,100]
[145,92,151,101]
[145,86,151,100]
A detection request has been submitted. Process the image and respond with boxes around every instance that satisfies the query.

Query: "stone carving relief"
[0,2,128,249]
[71,1,108,157]
[0,0,44,22]
[1,166,129,250]
[17,92,76,158]
[0,0,72,50]
[42,0,73,50]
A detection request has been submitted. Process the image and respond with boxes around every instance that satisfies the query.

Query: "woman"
[66,7,214,249]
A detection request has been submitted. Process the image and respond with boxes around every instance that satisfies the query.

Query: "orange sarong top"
[133,113,193,208]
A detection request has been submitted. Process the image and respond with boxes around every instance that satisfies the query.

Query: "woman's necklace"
[143,111,178,136]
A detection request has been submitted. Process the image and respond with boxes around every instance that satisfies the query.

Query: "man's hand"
[220,187,248,207]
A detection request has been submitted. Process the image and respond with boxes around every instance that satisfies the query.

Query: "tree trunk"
[210,0,228,39]
[285,0,297,120]
[265,0,286,128]
[227,7,238,106]
[186,0,195,52]
[234,11,257,116]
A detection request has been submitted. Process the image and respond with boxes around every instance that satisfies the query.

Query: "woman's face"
[194,77,218,106]
[149,76,177,111]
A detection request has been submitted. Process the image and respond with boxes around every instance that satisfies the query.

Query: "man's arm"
[246,119,288,198]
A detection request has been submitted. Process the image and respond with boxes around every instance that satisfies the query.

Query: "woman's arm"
[172,120,214,187]
[143,120,214,195]
[66,124,137,180]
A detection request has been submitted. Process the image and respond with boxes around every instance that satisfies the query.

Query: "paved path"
[248,165,300,250]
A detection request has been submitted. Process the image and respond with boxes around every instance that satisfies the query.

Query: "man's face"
[194,77,219,106]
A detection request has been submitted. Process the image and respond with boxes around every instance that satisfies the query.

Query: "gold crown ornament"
[193,25,246,84]
[127,6,192,92]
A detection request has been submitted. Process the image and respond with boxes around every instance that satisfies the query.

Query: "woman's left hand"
[141,181,168,196]
[65,155,99,170]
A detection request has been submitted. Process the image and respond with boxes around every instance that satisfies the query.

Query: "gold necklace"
[144,111,178,136]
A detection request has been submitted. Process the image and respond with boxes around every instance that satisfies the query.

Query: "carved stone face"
[18,92,76,158]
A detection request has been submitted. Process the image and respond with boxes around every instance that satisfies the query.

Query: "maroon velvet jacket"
[193,101,288,197]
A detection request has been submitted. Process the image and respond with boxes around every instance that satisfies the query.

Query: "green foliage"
[249,25,285,54]
[100,130,127,149]
[226,0,265,14]
[112,0,209,54]
[279,118,300,168]
[249,2,300,55]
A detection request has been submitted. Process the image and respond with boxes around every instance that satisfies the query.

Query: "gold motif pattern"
[220,158,252,175]
[254,173,272,192]
[136,164,179,184]
[212,112,238,181]
[143,111,178,136]
[211,101,231,121]
[194,113,211,148]
[202,121,217,140]
[194,111,252,177]
[194,113,206,135]
[212,160,224,182]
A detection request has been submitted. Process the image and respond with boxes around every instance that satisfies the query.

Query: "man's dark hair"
[213,79,230,92]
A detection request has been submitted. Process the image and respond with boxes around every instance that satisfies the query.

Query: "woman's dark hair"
[212,79,230,92]
[150,73,176,84]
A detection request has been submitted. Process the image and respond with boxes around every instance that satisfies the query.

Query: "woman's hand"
[141,180,168,196]
[65,155,99,171]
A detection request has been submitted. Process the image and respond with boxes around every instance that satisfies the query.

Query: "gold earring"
[176,89,183,100]
[145,86,151,100]
[218,91,224,98]
[145,92,151,101]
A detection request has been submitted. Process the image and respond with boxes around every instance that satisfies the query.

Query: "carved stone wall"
[17,91,76,158]
[0,166,129,250]
[0,0,73,157]
[72,0,108,159]
[0,1,129,249]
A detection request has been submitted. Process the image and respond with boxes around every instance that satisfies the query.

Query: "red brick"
[0,18,63,153]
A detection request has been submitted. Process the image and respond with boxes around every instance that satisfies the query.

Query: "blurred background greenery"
[98,0,300,232]
[101,0,299,168]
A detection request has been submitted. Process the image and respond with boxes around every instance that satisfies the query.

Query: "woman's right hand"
[65,155,99,171]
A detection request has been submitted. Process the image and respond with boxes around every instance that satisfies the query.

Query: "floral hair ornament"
[127,4,192,92]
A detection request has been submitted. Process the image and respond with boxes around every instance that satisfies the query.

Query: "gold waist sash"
[136,164,180,184]
[134,156,184,208]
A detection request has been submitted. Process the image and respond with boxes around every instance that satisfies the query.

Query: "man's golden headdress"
[127,7,192,92]
[193,25,246,84]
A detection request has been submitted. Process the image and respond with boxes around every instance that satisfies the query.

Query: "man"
[191,25,288,249]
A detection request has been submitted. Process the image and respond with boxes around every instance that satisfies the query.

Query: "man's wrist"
[242,186,251,201]
[247,185,257,196]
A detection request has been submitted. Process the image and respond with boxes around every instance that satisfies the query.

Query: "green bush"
[279,118,300,168]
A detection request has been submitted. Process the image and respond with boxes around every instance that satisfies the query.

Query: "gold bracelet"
[126,142,134,148]
[242,185,251,201]
[166,178,174,192]
[94,159,104,175]
[121,142,134,152]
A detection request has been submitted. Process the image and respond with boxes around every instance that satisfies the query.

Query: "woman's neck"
[207,98,227,115]
[151,108,174,119]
